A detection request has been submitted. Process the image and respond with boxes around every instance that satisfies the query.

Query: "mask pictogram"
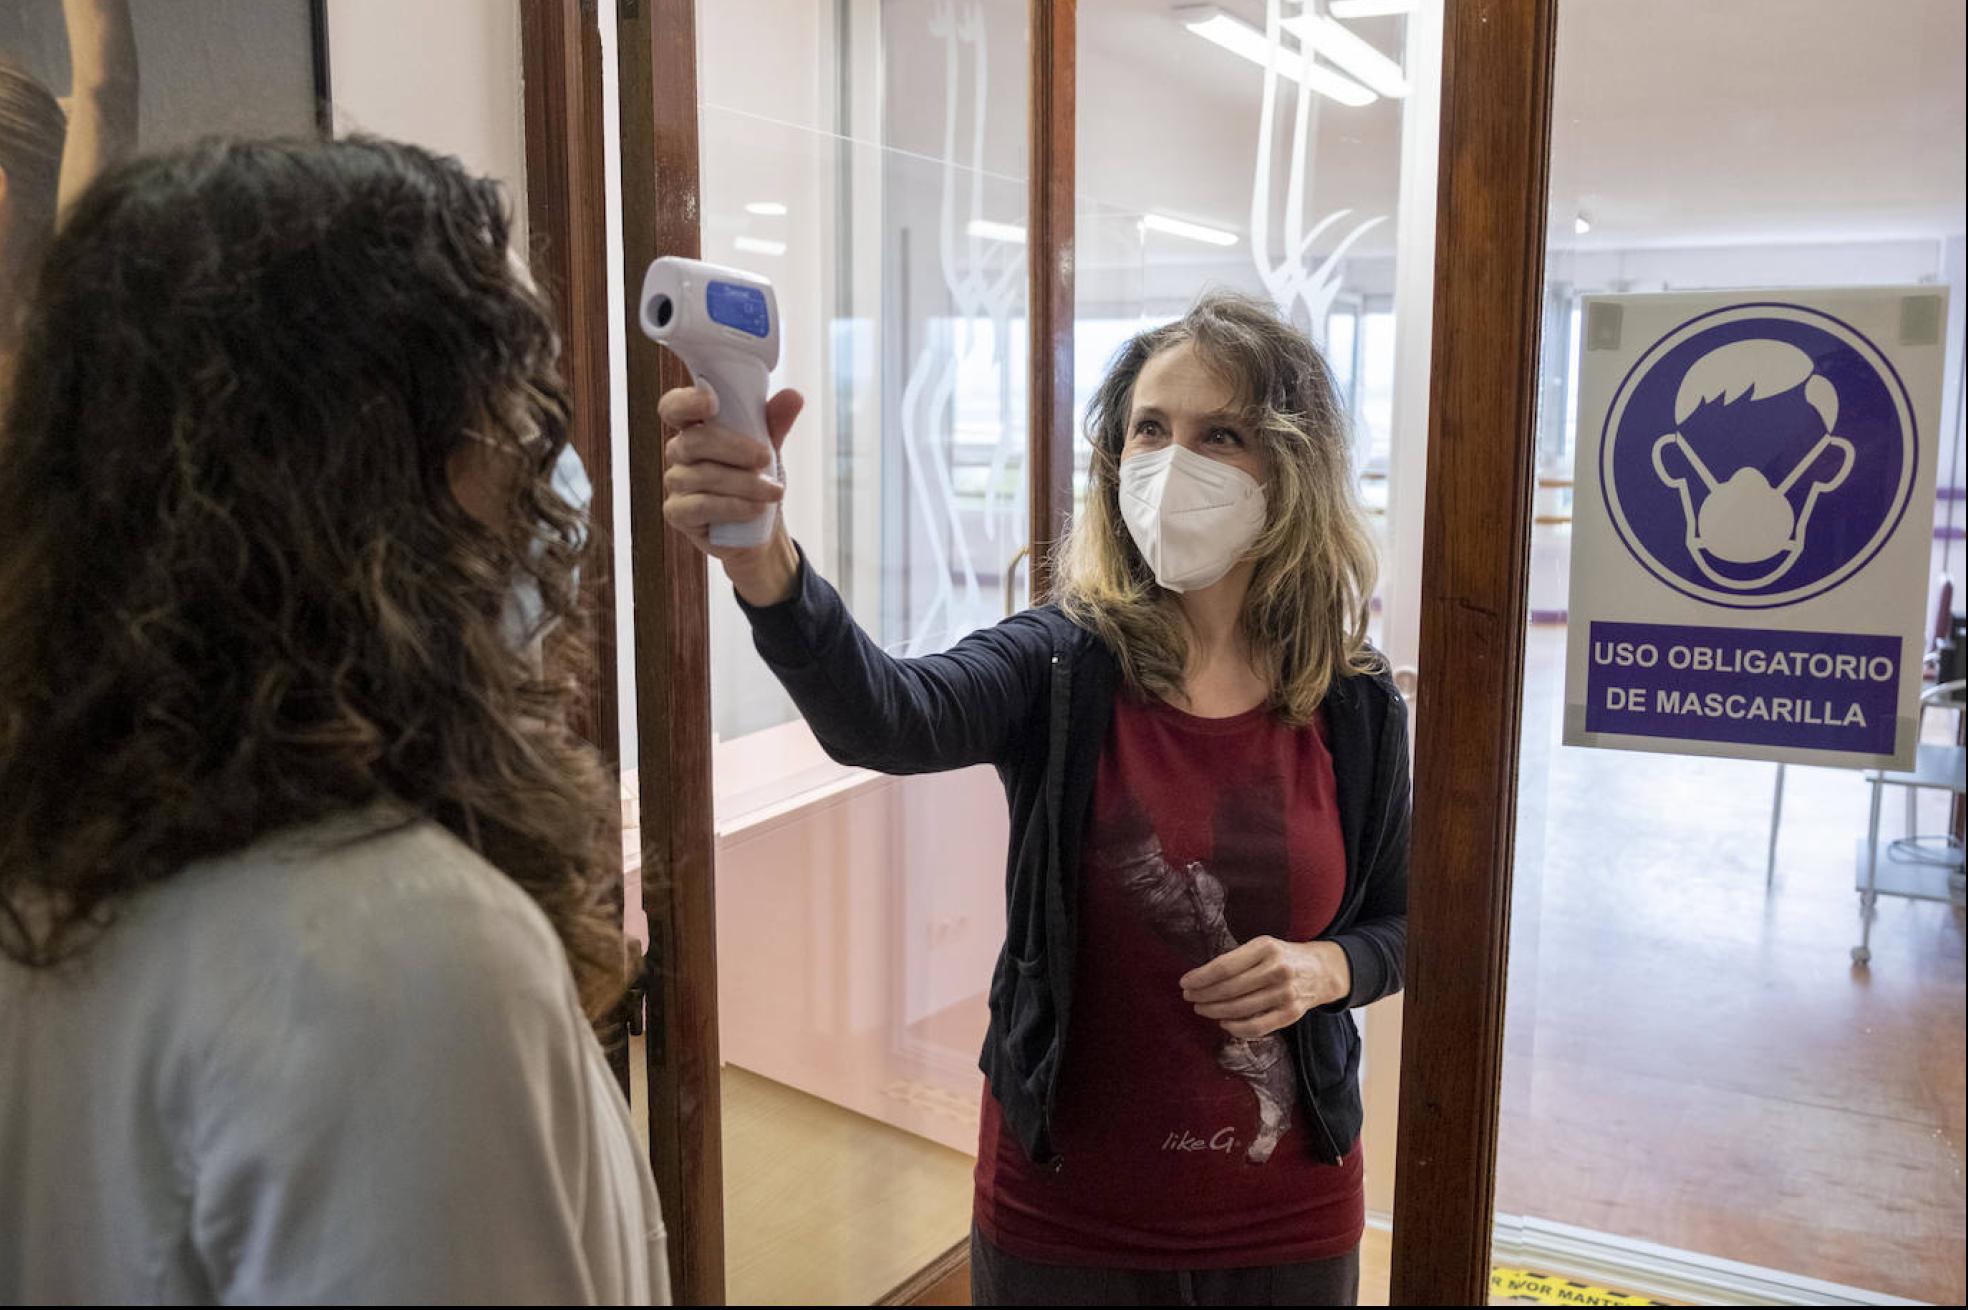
[1648,339,1856,591]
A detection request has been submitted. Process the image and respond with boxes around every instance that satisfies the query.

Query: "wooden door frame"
[1028,0,1076,602]
[518,0,628,1090]
[612,0,1564,1303]
[612,0,1083,1300]
[1390,0,1560,1303]
[520,0,615,761]
[617,1,727,1304]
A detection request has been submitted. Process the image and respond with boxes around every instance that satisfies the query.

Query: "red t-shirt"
[973,693,1364,1269]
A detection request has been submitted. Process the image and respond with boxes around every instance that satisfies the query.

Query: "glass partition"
[1494,2,1967,1303]
[644,1,1034,1302]
[1074,3,1443,1299]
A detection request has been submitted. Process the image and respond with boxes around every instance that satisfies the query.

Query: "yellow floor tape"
[1490,1266,1674,1306]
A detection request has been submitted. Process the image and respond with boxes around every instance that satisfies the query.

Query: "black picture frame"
[309,0,331,137]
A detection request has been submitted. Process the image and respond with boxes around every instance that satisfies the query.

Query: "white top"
[1,810,670,1304]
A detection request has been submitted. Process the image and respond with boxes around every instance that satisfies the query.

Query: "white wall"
[325,0,525,241]
[1549,237,1959,300]
[695,0,842,743]
[1545,232,1967,496]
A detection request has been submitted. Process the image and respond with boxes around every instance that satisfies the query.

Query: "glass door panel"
[691,1,1030,1302]
[1495,2,1966,1303]
[1075,3,1444,1301]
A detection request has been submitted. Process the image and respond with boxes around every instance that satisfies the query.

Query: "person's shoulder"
[1336,644,1402,704]
[1328,646,1409,745]
[1020,601,1112,660]
[952,602,1101,670]
[177,808,569,1012]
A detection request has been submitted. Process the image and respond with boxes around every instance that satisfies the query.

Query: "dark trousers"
[969,1223,1361,1307]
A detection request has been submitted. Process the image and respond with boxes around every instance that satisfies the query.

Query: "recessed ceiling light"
[1140,213,1240,247]
[1280,13,1409,98]
[967,219,1028,244]
[744,201,788,217]
[733,235,787,257]
[1330,0,1417,17]
[1574,214,1592,235]
[1179,7,1377,108]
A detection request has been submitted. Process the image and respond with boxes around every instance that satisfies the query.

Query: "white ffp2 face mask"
[501,440,594,654]
[1118,444,1267,593]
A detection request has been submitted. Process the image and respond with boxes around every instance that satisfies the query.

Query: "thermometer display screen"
[706,280,770,338]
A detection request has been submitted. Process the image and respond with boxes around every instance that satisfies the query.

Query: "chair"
[1766,575,1955,891]
[1854,676,1967,962]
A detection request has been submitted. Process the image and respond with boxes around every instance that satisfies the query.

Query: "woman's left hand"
[1180,937,1352,1039]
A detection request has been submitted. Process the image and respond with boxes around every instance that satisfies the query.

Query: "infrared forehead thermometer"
[637,256,781,548]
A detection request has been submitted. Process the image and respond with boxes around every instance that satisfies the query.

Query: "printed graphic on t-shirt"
[1089,791,1296,1164]
[971,700,1359,1267]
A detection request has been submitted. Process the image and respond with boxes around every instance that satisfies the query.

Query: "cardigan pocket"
[991,948,1055,1089]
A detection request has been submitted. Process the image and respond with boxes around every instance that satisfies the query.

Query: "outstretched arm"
[662,382,1050,774]
[57,0,138,215]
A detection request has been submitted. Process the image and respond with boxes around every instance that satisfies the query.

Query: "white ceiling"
[1075,0,1967,261]
[1077,0,1407,259]
[1547,0,1966,249]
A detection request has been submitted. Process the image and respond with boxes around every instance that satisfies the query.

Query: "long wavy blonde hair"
[1055,290,1381,724]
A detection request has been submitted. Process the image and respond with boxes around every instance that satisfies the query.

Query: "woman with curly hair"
[0,136,666,1303]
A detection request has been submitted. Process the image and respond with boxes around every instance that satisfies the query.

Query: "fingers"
[660,385,799,470]
[1191,986,1292,1021]
[665,423,775,472]
[1179,936,1271,994]
[1219,1009,1299,1040]
[658,382,719,430]
[1180,936,1319,1038]
[765,387,805,451]
[1184,965,1284,1006]
[664,459,784,505]
[661,384,797,556]
[664,491,774,533]
[1182,937,1288,1004]
[670,520,713,554]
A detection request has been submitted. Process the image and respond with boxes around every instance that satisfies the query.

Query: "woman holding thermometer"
[658,272,1409,1307]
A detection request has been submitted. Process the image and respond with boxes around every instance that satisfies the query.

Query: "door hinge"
[624,938,649,1038]
[597,935,646,1099]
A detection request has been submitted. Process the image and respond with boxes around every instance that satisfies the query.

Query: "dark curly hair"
[0,136,625,1015]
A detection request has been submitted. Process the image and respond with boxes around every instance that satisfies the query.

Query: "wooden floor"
[1495,626,1966,1304]
[716,1062,1394,1308]
[627,625,1964,1304]
[659,1062,1699,1306]
[719,1065,976,1306]
[1360,1223,1392,1304]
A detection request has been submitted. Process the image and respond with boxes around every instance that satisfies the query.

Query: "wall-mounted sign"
[1564,288,1947,769]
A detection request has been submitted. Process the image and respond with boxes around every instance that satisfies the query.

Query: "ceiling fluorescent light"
[1141,212,1239,247]
[1330,0,1418,17]
[1180,8,1377,108]
[1280,14,1409,98]
[744,201,788,217]
[967,219,1028,244]
[733,235,787,257]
